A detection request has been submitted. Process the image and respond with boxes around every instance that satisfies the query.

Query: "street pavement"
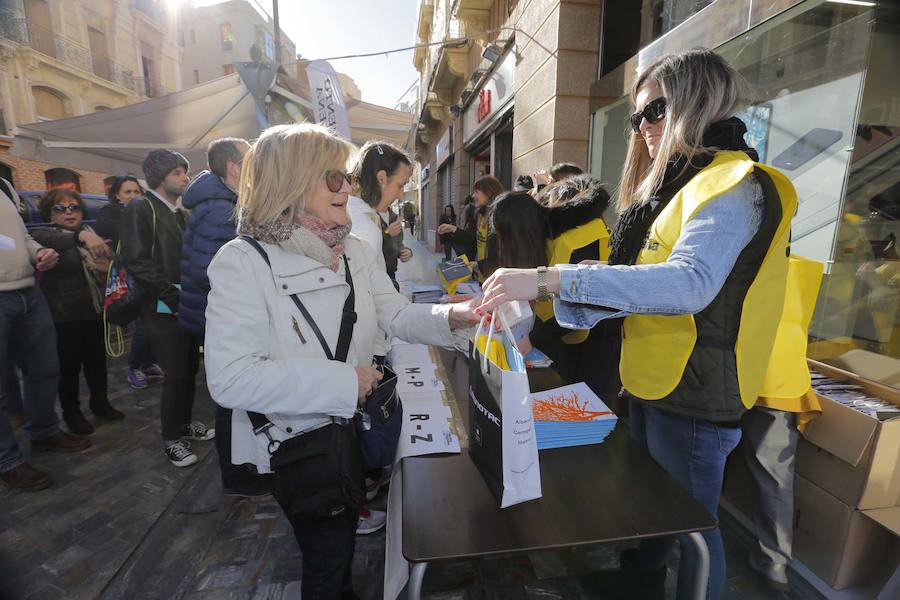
[0,233,797,599]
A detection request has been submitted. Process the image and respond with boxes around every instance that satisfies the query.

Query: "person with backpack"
[178,137,270,496]
[120,150,214,468]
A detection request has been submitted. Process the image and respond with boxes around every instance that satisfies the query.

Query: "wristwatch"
[537,266,551,301]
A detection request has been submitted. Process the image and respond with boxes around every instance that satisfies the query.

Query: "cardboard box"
[796,358,900,510]
[793,475,900,590]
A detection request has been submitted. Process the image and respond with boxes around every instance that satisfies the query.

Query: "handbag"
[356,363,403,469]
[104,199,156,327]
[468,311,542,508]
[240,236,366,522]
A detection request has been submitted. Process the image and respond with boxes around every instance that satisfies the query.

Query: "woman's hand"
[478,267,560,314]
[437,223,457,235]
[35,248,59,271]
[398,247,413,262]
[92,256,111,274]
[355,367,383,402]
[386,220,403,237]
[532,170,552,185]
[79,230,111,261]
[447,297,482,330]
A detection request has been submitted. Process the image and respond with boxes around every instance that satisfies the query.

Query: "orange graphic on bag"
[533,390,612,422]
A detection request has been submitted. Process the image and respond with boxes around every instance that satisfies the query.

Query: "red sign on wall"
[477,89,492,123]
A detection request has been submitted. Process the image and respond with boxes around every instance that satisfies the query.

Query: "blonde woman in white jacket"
[204,123,477,599]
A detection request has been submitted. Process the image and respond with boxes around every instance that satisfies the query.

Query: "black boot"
[90,400,124,421]
[63,410,95,435]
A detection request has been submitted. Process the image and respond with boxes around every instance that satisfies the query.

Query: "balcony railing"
[0,16,137,92]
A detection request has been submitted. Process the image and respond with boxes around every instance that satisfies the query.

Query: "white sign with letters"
[396,363,444,393]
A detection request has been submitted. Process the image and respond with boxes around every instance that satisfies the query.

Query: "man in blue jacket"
[179,137,269,496]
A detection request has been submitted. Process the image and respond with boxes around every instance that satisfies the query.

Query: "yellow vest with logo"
[620,151,797,409]
[757,255,824,430]
[534,218,611,344]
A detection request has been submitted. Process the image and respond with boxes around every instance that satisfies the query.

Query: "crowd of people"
[0,47,812,599]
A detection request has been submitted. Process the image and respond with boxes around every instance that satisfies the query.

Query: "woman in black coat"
[438,204,457,261]
[32,189,125,435]
[95,176,161,389]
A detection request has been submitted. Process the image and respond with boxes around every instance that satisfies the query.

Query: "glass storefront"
[590,0,900,364]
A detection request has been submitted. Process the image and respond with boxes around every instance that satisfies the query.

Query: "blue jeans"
[629,398,741,600]
[128,317,154,371]
[0,288,61,472]
[1,352,25,416]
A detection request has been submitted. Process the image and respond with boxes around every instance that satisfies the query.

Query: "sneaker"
[165,440,198,467]
[1,463,52,491]
[142,364,165,379]
[356,506,387,535]
[748,552,790,592]
[365,467,393,501]
[127,369,148,389]
[182,421,215,441]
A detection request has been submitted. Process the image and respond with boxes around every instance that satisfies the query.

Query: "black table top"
[401,349,717,563]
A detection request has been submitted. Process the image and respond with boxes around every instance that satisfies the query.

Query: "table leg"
[685,531,709,600]
[408,562,428,600]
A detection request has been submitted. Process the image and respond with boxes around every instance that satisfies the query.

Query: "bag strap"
[239,235,357,436]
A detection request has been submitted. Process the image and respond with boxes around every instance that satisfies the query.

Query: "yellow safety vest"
[620,151,797,409]
[534,218,611,344]
[476,215,489,262]
[757,255,824,431]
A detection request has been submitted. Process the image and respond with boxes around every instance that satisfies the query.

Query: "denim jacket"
[554,174,765,327]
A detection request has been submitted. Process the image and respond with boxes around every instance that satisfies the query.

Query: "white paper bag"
[468,312,542,508]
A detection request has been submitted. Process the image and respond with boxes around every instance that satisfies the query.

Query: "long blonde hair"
[617,48,749,211]
[238,123,355,225]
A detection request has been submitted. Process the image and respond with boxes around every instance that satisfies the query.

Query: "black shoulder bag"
[240,236,365,522]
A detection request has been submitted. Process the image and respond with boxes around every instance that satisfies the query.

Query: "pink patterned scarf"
[293,213,351,271]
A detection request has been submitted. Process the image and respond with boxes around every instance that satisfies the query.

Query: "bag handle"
[478,308,516,373]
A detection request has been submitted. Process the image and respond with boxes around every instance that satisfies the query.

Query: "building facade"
[179,0,296,89]
[0,0,181,193]
[412,0,604,244]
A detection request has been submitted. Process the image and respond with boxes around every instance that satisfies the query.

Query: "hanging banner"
[306,59,352,140]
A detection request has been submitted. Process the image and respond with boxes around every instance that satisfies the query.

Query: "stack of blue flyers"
[531,382,618,450]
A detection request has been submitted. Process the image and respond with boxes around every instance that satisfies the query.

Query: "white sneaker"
[182,421,215,441]
[356,507,386,535]
[748,552,790,592]
[165,440,198,467]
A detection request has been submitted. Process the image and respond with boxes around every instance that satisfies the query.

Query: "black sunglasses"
[52,204,82,214]
[629,97,667,133]
[325,169,352,193]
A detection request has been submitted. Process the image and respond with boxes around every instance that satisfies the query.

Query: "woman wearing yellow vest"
[741,256,823,591]
[537,176,617,394]
[437,175,503,280]
[478,49,797,600]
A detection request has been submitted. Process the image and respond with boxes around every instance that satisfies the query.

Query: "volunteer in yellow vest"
[741,255,823,592]
[478,49,797,600]
[437,175,503,280]
[534,176,613,384]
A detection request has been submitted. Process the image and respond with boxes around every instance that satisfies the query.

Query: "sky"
[193,0,420,109]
